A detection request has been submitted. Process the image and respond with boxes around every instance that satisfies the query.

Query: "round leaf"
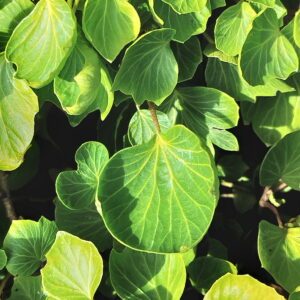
[83,0,140,62]
[258,220,300,292]
[41,231,103,300]
[110,248,186,300]
[0,53,38,171]
[204,273,285,300]
[99,125,218,253]
[56,142,109,209]
[6,0,77,88]
[113,29,178,105]
[3,217,57,276]
[260,130,300,190]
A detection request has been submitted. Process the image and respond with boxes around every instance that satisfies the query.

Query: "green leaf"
[128,109,171,145]
[55,199,113,252]
[0,0,34,50]
[248,0,275,6]
[172,37,203,83]
[41,231,103,300]
[215,2,256,56]
[182,247,196,266]
[0,53,38,171]
[0,249,7,270]
[260,130,300,190]
[6,0,77,88]
[290,289,300,300]
[205,56,294,103]
[8,276,46,300]
[113,29,178,105]
[83,0,140,62]
[188,256,237,294]
[3,217,57,276]
[294,10,300,48]
[209,128,239,152]
[54,30,113,120]
[252,78,300,145]
[99,125,218,253]
[161,0,206,14]
[210,0,225,10]
[110,248,186,299]
[56,141,109,209]
[258,220,300,292]
[168,87,239,151]
[240,8,299,86]
[154,1,211,43]
[204,273,285,300]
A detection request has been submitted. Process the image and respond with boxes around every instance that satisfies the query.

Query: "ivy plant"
[0,0,300,299]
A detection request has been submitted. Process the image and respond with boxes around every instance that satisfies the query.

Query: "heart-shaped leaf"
[99,125,218,253]
[6,0,77,88]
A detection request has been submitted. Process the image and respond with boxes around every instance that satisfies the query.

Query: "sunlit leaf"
[161,0,207,14]
[0,249,7,270]
[294,10,300,48]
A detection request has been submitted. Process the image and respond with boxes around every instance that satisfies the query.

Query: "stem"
[0,172,17,221]
[147,101,161,133]
[259,186,283,228]
[0,274,11,298]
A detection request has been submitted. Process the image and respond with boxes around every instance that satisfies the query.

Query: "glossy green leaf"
[8,276,45,300]
[258,220,300,292]
[161,0,206,14]
[55,199,113,252]
[188,256,237,294]
[210,0,225,10]
[172,37,203,83]
[110,248,186,299]
[168,87,239,151]
[0,0,33,50]
[248,0,275,6]
[6,0,77,88]
[99,125,218,253]
[0,53,38,171]
[215,2,256,56]
[128,109,171,145]
[182,247,196,266]
[205,56,294,103]
[3,217,57,276]
[41,231,103,300]
[113,29,178,105]
[54,30,113,120]
[204,273,284,300]
[154,1,211,43]
[0,249,7,270]
[240,8,298,86]
[56,142,109,209]
[294,10,300,48]
[252,81,300,145]
[260,130,300,190]
[209,128,239,151]
[83,0,140,62]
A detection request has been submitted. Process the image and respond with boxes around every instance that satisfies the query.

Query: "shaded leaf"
[0,249,7,270]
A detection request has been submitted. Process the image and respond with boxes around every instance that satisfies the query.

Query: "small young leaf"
[0,0,33,50]
[8,276,45,300]
[260,130,300,190]
[113,29,178,105]
[3,217,57,276]
[215,2,256,56]
[99,125,218,253]
[110,248,186,300]
[56,142,109,209]
[0,53,38,171]
[240,8,298,86]
[6,0,77,88]
[188,256,237,294]
[41,231,103,300]
[83,0,140,62]
[161,0,207,14]
[0,249,7,270]
[204,273,284,299]
[258,221,300,292]
[172,37,203,83]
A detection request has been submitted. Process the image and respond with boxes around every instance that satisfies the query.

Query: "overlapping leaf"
[41,231,103,300]
[161,0,207,14]
[99,125,218,253]
[110,248,186,299]
[0,53,38,171]
[0,249,7,270]
[6,0,77,88]
[83,0,140,62]
[294,10,300,48]
[258,221,300,292]
[113,29,178,105]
